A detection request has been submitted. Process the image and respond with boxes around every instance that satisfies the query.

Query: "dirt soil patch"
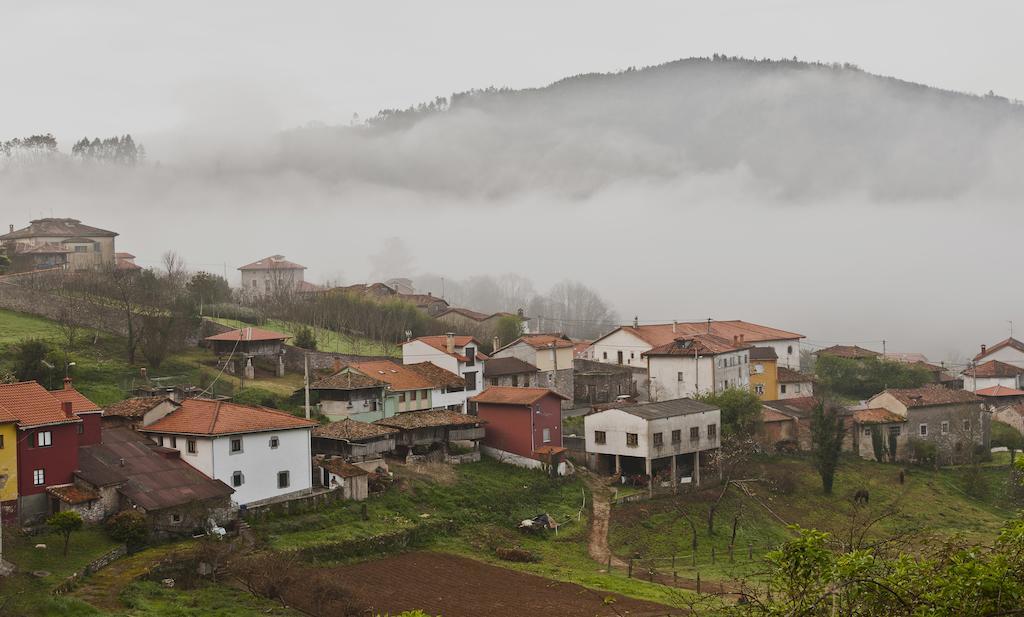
[333,552,680,617]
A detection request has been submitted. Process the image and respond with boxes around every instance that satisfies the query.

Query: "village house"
[238,254,319,296]
[1,217,118,273]
[0,380,102,523]
[865,385,990,464]
[749,347,779,401]
[777,366,815,399]
[590,319,803,370]
[348,360,437,414]
[401,334,486,410]
[643,334,751,401]
[974,385,1024,408]
[974,337,1024,366]
[312,418,397,471]
[435,307,529,337]
[308,368,388,422]
[115,252,142,271]
[138,399,317,506]
[757,396,818,452]
[67,426,235,534]
[312,456,369,501]
[470,387,568,469]
[962,360,1024,393]
[397,292,450,316]
[847,407,909,462]
[490,333,575,407]
[205,327,289,379]
[583,398,721,494]
[484,356,540,388]
[993,403,1024,438]
[405,361,468,409]
[572,359,643,404]
[374,409,486,463]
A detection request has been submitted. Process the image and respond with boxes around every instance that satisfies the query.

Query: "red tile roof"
[470,387,568,405]
[103,397,176,419]
[0,217,117,240]
[404,362,466,390]
[47,484,99,505]
[962,360,1024,378]
[815,345,881,359]
[205,327,289,342]
[600,320,803,348]
[878,385,981,408]
[348,360,435,391]
[52,387,102,414]
[975,385,1024,397]
[501,334,575,351]
[140,398,316,436]
[410,336,490,361]
[975,337,1024,361]
[643,334,746,357]
[238,255,306,271]
[0,381,88,428]
[853,408,906,424]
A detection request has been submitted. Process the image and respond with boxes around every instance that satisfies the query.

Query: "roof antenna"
[1009,320,1014,339]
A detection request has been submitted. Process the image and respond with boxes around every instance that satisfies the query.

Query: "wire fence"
[604,542,778,593]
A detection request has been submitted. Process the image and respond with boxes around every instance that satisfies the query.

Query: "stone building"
[572,358,643,404]
[1,217,118,273]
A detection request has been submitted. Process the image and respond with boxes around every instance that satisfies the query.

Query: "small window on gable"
[269,436,280,449]
[962,419,970,431]
[602,351,608,360]
[230,438,243,453]
[172,513,182,523]
[919,424,928,437]
[940,421,949,435]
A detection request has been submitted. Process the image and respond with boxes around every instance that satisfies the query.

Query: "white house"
[583,398,721,493]
[139,398,317,506]
[643,334,750,401]
[974,338,1024,367]
[963,359,1024,392]
[590,320,803,370]
[777,366,815,399]
[490,333,575,406]
[402,334,486,411]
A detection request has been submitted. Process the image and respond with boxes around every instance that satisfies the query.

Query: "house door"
[322,468,331,488]
[617,351,623,365]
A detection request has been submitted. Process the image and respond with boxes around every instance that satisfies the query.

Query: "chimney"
[706,318,712,334]
[981,344,987,355]
[493,336,500,352]
[633,316,639,328]
[119,458,125,467]
[739,334,744,343]
[672,320,677,333]
[63,377,73,390]
[445,332,455,354]
[8,224,12,233]
[427,291,432,297]
[517,308,524,318]
[62,401,74,418]
[733,335,738,345]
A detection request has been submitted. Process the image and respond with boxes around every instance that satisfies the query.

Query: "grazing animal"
[853,489,870,504]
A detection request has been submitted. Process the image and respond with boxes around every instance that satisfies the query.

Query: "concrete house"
[238,255,317,296]
[572,359,644,404]
[401,335,487,411]
[484,357,540,388]
[491,334,575,407]
[847,407,909,462]
[590,319,803,370]
[993,403,1024,437]
[1,217,118,272]
[470,387,567,466]
[139,399,317,506]
[643,334,750,401]
[405,361,468,409]
[583,398,721,494]
[962,360,1024,393]
[757,396,818,452]
[866,385,990,464]
[777,367,814,399]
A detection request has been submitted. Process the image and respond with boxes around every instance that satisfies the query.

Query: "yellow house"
[749,347,779,401]
[0,413,17,513]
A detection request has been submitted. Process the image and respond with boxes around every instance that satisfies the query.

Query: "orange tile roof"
[975,337,1024,361]
[205,327,289,342]
[52,387,102,414]
[853,408,906,424]
[0,381,88,428]
[643,334,746,357]
[348,360,435,391]
[140,398,317,436]
[404,362,466,389]
[975,385,1024,397]
[761,408,794,423]
[410,336,490,361]
[962,360,1024,378]
[238,255,306,271]
[600,320,803,348]
[503,334,575,351]
[880,385,980,408]
[470,387,568,405]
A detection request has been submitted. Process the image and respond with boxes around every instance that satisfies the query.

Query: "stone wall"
[573,359,646,404]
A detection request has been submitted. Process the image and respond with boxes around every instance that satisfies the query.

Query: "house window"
[0,434,4,448]
[962,419,971,431]
[542,428,551,443]
[232,471,244,487]
[919,424,928,437]
[511,375,519,387]
[157,435,165,447]
[780,385,787,394]
[230,438,243,453]
[602,351,608,360]
[672,429,681,443]
[33,469,45,485]
[677,371,684,382]
[787,345,793,354]
[251,280,257,289]
[398,392,406,403]
[466,347,476,367]
[653,432,663,447]
[277,471,290,489]
[889,426,901,437]
[269,436,279,449]
[77,423,84,435]
[172,513,182,523]
[465,372,477,391]
[410,390,417,402]
[490,377,499,386]
[707,424,717,440]
[617,351,623,364]
[594,430,606,444]
[37,431,52,447]
[863,427,871,437]
[755,384,764,396]
[187,439,197,454]
[795,384,801,393]
[630,352,635,359]
[940,421,949,435]
[171,436,177,448]
[264,279,271,292]
[626,433,638,447]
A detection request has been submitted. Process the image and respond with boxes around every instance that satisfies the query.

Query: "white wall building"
[644,334,750,401]
[140,399,317,506]
[962,360,1024,393]
[401,334,486,410]
[490,334,575,405]
[238,255,309,296]
[590,320,803,370]
[973,338,1024,367]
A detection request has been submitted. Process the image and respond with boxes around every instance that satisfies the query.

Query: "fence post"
[711,546,716,564]
[671,554,676,571]
[696,571,701,594]
[628,559,633,578]
[748,542,753,560]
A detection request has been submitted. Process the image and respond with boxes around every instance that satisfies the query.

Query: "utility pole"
[304,353,311,419]
[882,339,886,356]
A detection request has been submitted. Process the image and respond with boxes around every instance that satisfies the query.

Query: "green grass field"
[209,317,399,357]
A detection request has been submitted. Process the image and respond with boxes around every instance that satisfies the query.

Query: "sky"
[2,1,1023,363]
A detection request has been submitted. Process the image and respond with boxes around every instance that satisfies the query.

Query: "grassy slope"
[209,317,399,357]
[608,455,1018,582]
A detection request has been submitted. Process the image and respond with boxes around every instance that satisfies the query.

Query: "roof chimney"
[119,458,125,467]
[672,320,677,333]
[493,336,500,352]
[8,224,12,233]
[62,401,74,418]
[63,377,73,390]
[445,332,455,354]
[633,316,639,328]
[981,344,987,355]
[707,318,712,334]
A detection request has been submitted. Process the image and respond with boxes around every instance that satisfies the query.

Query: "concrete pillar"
[614,454,621,477]
[671,454,678,494]
[276,354,286,377]
[694,450,701,488]
[243,356,255,380]
[645,457,653,497]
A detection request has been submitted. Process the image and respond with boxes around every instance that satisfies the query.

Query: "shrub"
[293,326,318,351]
[12,338,52,384]
[767,467,798,495]
[106,510,149,547]
[909,439,937,467]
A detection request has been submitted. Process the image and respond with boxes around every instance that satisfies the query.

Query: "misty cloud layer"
[3,58,1023,362]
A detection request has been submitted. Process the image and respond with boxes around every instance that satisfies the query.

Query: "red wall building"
[471,387,567,459]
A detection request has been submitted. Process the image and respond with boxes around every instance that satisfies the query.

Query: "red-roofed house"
[962,360,1024,393]
[402,334,486,411]
[643,334,751,401]
[974,337,1024,364]
[139,398,317,506]
[590,319,804,370]
[238,254,310,297]
[470,387,567,467]
[0,380,101,523]
[491,334,575,407]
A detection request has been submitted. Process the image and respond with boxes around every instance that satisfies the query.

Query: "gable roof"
[140,398,317,436]
[0,217,117,240]
[436,307,490,322]
[309,369,386,391]
[470,387,568,406]
[0,381,88,428]
[205,327,289,342]
[497,333,575,352]
[975,337,1024,361]
[409,335,489,362]
[103,397,176,419]
[975,385,1024,397]
[347,360,434,391]
[313,418,398,441]
[596,320,803,348]
[643,333,746,357]
[374,409,485,430]
[877,385,980,408]
[51,387,103,414]
[397,293,449,308]
[749,347,778,361]
[404,362,466,389]
[238,255,306,271]
[777,367,815,384]
[815,345,881,359]
[315,457,368,478]
[76,426,233,510]
[608,398,719,421]
[483,357,540,377]
[962,360,1024,378]
[762,397,820,419]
